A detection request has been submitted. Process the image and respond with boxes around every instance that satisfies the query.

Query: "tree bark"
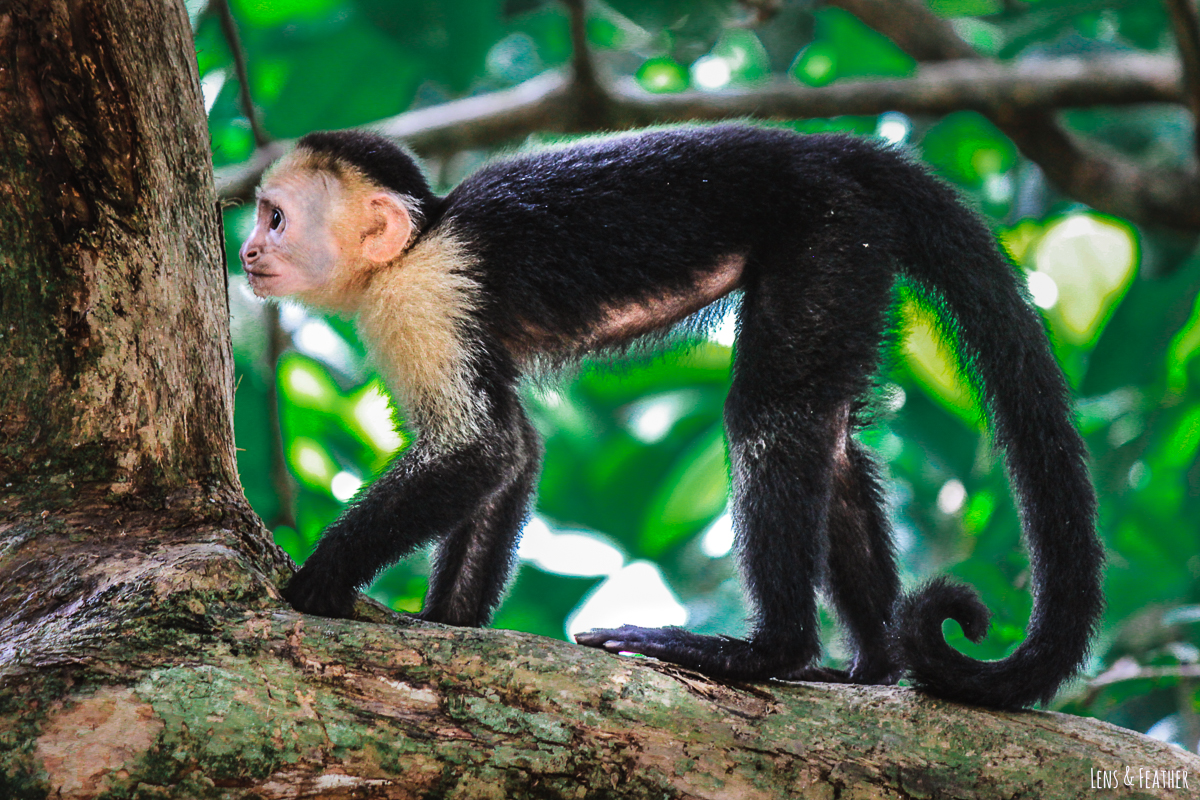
[12,617,1200,799]
[0,2,1198,799]
[0,0,237,492]
[0,0,288,691]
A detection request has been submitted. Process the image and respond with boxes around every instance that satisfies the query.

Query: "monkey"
[239,123,1103,710]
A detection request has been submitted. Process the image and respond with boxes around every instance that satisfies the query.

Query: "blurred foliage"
[206,0,1200,747]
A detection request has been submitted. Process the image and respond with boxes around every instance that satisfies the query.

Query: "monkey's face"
[240,169,341,300]
[240,155,416,312]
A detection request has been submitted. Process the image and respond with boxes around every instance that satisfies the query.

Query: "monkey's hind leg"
[825,435,903,685]
[575,386,847,681]
[577,232,895,684]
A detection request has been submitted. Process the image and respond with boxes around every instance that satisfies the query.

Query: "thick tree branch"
[10,588,1200,797]
[829,0,1200,232]
[215,55,1180,203]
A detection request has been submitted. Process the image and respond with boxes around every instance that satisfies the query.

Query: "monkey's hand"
[281,565,359,619]
[576,625,856,683]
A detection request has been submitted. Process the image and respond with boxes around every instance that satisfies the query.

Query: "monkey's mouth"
[243,268,280,296]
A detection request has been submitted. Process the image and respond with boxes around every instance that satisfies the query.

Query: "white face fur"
[239,157,416,310]
[240,169,342,299]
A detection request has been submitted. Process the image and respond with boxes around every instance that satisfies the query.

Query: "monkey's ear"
[361,193,414,263]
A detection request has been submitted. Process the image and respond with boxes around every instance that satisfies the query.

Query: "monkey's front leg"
[283,409,538,620]
[417,413,542,627]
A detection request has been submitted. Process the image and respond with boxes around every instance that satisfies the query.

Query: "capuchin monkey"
[240,124,1103,710]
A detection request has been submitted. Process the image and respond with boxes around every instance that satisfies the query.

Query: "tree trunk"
[0,2,1197,799]
[0,0,287,686]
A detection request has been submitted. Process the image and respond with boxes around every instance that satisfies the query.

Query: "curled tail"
[875,156,1104,709]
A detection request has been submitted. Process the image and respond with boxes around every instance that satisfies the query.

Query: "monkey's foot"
[846,652,904,686]
[575,625,843,683]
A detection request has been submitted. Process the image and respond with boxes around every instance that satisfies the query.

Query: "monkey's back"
[433,124,900,354]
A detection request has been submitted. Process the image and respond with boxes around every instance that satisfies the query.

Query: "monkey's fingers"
[575,624,713,651]
[575,626,869,685]
[575,625,782,679]
[575,625,730,657]
[777,665,853,683]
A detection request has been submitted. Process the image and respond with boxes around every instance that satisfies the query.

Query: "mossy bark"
[0,3,1197,800]
[5,616,1200,800]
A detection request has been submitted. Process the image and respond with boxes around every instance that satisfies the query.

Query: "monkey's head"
[240,131,435,312]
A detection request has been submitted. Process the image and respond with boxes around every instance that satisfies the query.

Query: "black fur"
[282,124,1102,709]
[297,130,438,211]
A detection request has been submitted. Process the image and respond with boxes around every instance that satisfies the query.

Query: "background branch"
[828,0,1200,233]
[610,55,1178,125]
[212,0,269,149]
[561,0,607,127]
[826,0,976,60]
[215,54,1181,208]
[1165,0,1200,159]
[1091,657,1200,688]
[213,0,1200,229]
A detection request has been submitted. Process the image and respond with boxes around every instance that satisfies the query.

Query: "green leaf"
[642,427,729,556]
[233,0,342,26]
[1032,213,1138,348]
[927,0,1001,15]
[355,0,503,92]
[790,7,915,85]
[896,290,982,427]
[710,28,770,84]
[263,22,422,137]
[1167,291,1200,395]
[920,112,1017,186]
[792,42,837,87]
[637,56,688,93]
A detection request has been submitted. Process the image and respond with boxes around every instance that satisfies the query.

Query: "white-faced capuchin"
[240,124,1103,710]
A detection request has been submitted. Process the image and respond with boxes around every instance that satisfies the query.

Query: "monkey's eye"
[269,208,284,231]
